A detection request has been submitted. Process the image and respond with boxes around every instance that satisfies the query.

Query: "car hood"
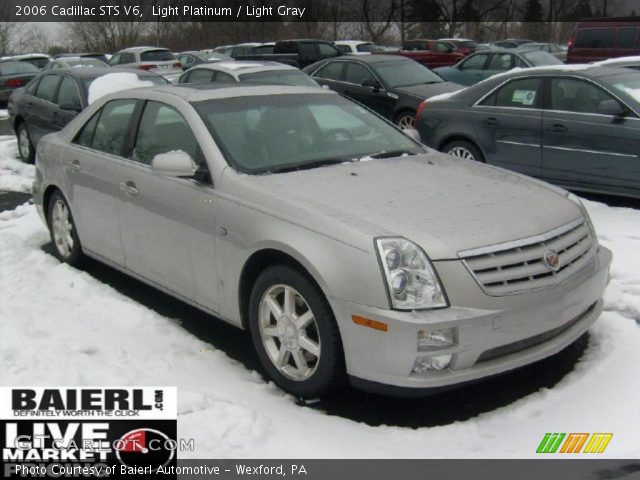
[395,81,462,99]
[238,153,582,260]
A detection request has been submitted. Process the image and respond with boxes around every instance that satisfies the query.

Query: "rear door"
[542,77,640,193]
[117,100,220,311]
[64,98,139,264]
[309,60,346,91]
[51,75,82,131]
[28,74,61,144]
[474,77,544,177]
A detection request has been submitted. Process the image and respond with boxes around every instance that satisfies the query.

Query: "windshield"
[0,62,39,75]
[239,70,319,87]
[140,50,175,62]
[194,94,424,174]
[356,43,378,53]
[521,50,562,66]
[374,60,442,87]
[609,73,640,106]
[67,59,107,68]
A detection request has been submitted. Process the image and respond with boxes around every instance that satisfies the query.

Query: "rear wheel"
[395,111,416,130]
[248,265,345,398]
[47,191,84,267]
[443,139,484,163]
[17,122,34,163]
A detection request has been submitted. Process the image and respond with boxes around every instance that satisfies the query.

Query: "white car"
[334,41,380,55]
[108,47,182,82]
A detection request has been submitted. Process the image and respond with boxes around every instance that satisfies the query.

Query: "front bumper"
[329,246,611,396]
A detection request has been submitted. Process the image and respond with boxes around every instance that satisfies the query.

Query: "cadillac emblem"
[543,249,561,271]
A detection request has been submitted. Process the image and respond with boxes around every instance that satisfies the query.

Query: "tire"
[16,122,35,164]
[47,190,85,267]
[395,110,416,130]
[248,265,345,398]
[442,139,485,163]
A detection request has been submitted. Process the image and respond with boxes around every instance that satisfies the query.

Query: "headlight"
[566,192,598,241]
[375,238,448,310]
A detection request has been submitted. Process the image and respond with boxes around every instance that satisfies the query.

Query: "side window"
[488,53,514,71]
[617,27,637,49]
[35,75,61,102]
[90,99,137,156]
[212,71,235,83]
[299,43,318,59]
[57,77,82,110]
[132,101,200,166]
[122,53,136,64]
[460,54,488,70]
[480,78,542,108]
[344,62,375,85]
[74,111,101,148]
[108,53,121,66]
[179,55,194,68]
[186,69,214,83]
[574,28,615,48]
[550,78,616,114]
[26,78,40,95]
[318,43,340,58]
[314,61,344,81]
[435,42,452,52]
[336,44,350,53]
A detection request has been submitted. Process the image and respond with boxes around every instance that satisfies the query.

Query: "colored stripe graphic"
[537,433,565,453]
[583,433,613,454]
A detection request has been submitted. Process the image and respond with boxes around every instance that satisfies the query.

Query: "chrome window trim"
[458,217,584,258]
[312,59,384,89]
[497,140,540,148]
[543,145,638,158]
[473,75,544,108]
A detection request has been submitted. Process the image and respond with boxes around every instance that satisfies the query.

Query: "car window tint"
[435,42,451,52]
[57,76,81,109]
[336,44,350,53]
[618,28,637,49]
[481,78,542,108]
[460,54,488,70]
[132,101,200,165]
[74,110,100,147]
[26,78,40,95]
[344,63,375,85]
[35,75,61,102]
[488,53,514,71]
[120,53,135,64]
[141,50,175,62]
[318,43,339,58]
[299,43,318,58]
[551,78,615,114]
[575,28,615,48]
[108,53,121,66]
[212,71,235,83]
[314,62,344,81]
[90,99,137,156]
[186,69,213,83]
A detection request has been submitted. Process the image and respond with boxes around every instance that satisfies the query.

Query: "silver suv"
[108,47,182,82]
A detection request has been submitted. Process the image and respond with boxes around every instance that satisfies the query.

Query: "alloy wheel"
[51,199,74,258]
[447,146,476,161]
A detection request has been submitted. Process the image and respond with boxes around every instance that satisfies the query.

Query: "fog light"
[417,328,455,352]
[412,354,452,373]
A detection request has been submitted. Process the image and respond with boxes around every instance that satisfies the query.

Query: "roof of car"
[331,54,410,64]
[39,67,164,80]
[335,40,373,45]
[0,53,50,61]
[118,46,171,53]
[144,83,334,102]
[188,61,298,75]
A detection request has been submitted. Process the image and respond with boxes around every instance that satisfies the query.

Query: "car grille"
[460,219,595,296]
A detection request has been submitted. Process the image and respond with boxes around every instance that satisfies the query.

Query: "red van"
[567,17,640,63]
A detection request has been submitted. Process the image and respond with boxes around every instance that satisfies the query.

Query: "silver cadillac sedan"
[33,84,612,398]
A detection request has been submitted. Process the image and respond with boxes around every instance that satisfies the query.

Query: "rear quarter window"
[140,50,175,62]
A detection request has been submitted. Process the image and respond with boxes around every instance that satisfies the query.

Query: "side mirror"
[362,78,382,90]
[403,127,421,142]
[151,151,198,177]
[598,99,628,117]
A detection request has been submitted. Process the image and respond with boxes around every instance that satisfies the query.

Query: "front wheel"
[17,123,34,163]
[47,191,85,267]
[248,265,345,398]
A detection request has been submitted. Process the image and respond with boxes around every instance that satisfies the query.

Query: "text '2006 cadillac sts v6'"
[32,83,611,398]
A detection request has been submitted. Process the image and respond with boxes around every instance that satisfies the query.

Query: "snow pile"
[0,109,9,120]
[0,135,34,193]
[87,72,155,105]
[427,89,465,102]
[0,141,639,457]
[594,55,640,66]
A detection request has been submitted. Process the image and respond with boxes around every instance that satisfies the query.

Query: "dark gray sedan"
[415,65,640,198]
[0,62,40,105]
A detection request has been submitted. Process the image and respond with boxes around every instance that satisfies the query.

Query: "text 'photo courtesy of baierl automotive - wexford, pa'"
[0,1,639,479]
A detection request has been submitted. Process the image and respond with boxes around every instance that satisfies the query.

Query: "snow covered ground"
[0,134,639,458]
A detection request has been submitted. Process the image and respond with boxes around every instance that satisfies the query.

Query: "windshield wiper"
[360,150,418,160]
[268,158,349,174]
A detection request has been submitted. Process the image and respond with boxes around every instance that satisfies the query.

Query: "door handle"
[68,160,81,172]
[119,181,139,196]
[484,117,500,126]
[550,124,568,133]
[26,102,32,109]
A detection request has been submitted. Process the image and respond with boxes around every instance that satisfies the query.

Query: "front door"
[117,100,220,311]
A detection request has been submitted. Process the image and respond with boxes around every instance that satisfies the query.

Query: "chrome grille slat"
[461,220,595,296]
